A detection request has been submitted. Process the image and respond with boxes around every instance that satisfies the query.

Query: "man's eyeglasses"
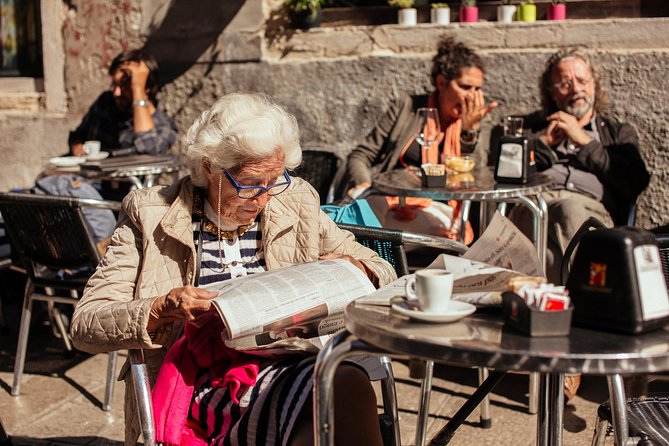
[223,169,291,199]
[551,77,592,93]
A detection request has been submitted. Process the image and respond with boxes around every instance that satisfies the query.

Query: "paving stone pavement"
[2,312,666,445]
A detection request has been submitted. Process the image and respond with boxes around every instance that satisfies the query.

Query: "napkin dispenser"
[494,135,537,184]
[566,226,669,334]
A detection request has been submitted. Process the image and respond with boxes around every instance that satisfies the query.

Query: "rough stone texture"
[0,4,667,228]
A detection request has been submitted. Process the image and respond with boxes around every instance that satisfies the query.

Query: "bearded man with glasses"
[509,50,650,402]
[511,49,650,285]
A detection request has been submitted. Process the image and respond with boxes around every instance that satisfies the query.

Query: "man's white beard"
[563,93,594,119]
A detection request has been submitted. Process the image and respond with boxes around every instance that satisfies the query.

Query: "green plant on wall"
[461,0,476,6]
[389,0,415,8]
[431,2,449,8]
[285,0,325,13]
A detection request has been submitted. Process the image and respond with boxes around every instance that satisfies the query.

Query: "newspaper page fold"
[357,212,541,307]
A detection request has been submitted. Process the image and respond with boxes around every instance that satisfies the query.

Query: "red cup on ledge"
[547,3,566,21]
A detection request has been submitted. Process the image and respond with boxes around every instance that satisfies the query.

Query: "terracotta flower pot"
[459,6,478,23]
[547,3,567,21]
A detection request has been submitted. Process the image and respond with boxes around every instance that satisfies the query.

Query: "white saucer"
[391,299,476,323]
[85,151,109,161]
[48,156,86,167]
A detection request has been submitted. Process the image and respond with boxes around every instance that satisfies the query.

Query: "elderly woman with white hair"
[71,93,395,446]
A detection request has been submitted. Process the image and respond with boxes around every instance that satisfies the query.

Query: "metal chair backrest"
[0,192,101,276]
[293,148,345,205]
[337,223,468,278]
[336,223,410,277]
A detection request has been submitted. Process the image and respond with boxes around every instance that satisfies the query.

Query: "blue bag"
[321,199,381,227]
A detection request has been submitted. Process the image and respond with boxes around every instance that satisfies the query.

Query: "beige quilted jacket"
[70,175,396,445]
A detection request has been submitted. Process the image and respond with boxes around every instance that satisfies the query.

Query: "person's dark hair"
[430,37,485,87]
[109,49,160,102]
[540,48,609,115]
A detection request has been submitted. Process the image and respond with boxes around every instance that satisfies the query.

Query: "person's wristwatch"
[461,129,480,144]
[133,98,149,108]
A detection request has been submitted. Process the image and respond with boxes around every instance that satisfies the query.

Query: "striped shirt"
[189,211,314,445]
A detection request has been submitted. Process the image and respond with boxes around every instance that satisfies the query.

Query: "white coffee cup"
[83,140,101,156]
[404,269,454,313]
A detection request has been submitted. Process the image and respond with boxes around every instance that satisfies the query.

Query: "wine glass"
[415,107,441,165]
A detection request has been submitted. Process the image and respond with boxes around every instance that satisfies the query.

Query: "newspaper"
[205,259,375,351]
[357,212,542,307]
[464,211,543,277]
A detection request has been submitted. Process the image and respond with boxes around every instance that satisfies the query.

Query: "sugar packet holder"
[502,292,573,337]
[421,163,446,188]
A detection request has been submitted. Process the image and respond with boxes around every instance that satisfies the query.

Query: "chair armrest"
[128,349,156,446]
[401,232,468,255]
[78,198,122,212]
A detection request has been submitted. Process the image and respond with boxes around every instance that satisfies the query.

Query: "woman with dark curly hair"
[344,37,497,241]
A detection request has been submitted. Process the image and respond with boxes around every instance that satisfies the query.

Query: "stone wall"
[0,0,666,229]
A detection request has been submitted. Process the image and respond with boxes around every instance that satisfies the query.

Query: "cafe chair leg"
[102,351,118,411]
[379,356,401,446]
[11,281,34,397]
[590,414,609,446]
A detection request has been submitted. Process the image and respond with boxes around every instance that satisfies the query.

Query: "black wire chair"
[0,192,120,411]
[292,148,346,205]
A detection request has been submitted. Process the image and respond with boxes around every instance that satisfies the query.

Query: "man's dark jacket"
[522,111,650,226]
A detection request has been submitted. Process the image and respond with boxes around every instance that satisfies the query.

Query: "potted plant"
[547,0,566,21]
[431,3,450,25]
[517,0,536,22]
[460,0,478,23]
[284,0,325,30]
[388,0,417,26]
[497,0,516,23]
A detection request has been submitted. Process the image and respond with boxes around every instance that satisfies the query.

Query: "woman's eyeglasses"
[223,169,291,199]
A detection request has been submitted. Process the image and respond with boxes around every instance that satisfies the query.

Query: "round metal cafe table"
[314,302,669,446]
[372,167,554,269]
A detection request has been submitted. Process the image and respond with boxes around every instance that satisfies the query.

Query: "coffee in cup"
[405,269,454,313]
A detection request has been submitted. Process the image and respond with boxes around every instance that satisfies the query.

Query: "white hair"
[183,93,302,187]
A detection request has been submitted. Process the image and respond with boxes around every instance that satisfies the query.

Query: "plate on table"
[391,299,476,323]
[85,151,110,161]
[48,156,87,167]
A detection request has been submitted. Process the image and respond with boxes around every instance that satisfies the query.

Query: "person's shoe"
[564,374,581,403]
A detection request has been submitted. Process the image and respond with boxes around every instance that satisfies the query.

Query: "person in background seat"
[343,37,497,244]
[68,48,178,157]
[510,49,650,285]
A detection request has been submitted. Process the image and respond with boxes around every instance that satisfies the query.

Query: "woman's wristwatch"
[461,129,480,144]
